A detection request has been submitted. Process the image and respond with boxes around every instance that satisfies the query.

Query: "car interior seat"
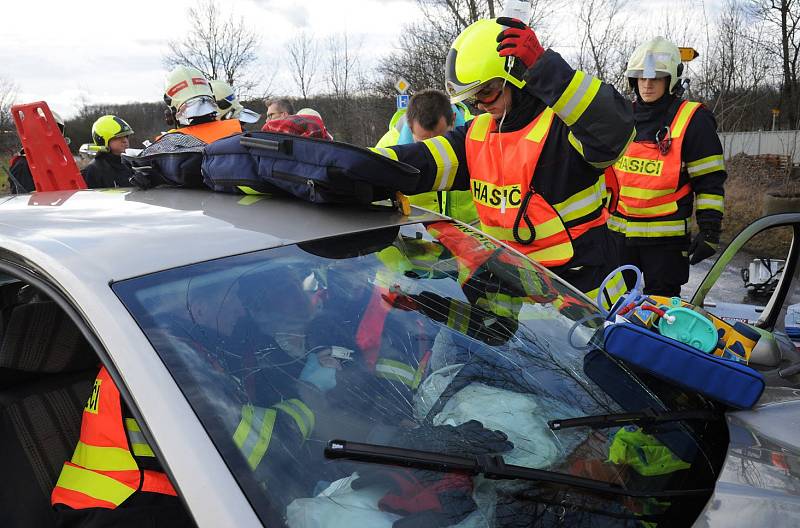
[0,298,97,527]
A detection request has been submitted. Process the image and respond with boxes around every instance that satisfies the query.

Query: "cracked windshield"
[115,221,718,527]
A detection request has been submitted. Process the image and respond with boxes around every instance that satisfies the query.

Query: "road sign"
[772,108,781,116]
[679,47,699,62]
[395,78,410,94]
[396,94,410,110]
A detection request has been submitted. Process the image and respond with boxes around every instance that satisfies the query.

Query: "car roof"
[0,188,441,282]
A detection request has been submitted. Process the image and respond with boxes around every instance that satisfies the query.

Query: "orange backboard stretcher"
[11,102,86,192]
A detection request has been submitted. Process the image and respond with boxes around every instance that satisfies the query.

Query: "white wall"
[720,130,800,163]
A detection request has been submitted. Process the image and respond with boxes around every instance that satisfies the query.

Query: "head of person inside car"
[406,89,457,142]
[264,98,295,122]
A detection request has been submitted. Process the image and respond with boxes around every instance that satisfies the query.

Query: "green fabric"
[608,426,690,476]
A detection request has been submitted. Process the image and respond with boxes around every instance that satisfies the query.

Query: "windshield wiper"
[325,439,711,499]
[548,408,721,432]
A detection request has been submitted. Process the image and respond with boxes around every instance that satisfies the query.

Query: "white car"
[2,188,800,528]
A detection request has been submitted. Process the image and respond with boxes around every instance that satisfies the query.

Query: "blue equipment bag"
[202,132,420,204]
[123,132,208,188]
[604,323,765,409]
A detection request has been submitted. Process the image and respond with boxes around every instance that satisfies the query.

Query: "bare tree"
[749,0,800,127]
[163,0,261,94]
[574,0,634,92]
[0,77,18,155]
[286,32,320,101]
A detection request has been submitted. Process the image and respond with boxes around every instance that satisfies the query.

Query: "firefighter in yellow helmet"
[162,66,242,143]
[370,18,633,303]
[209,79,261,125]
[81,115,135,188]
[605,37,726,297]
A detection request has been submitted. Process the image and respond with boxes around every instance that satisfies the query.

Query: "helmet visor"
[238,108,261,123]
[176,96,218,124]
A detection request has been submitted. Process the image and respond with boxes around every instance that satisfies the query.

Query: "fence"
[720,130,800,165]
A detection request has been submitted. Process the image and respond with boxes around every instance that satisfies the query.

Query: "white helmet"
[626,36,684,94]
[209,80,260,123]
[163,66,218,125]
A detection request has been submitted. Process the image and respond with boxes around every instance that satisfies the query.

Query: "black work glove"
[391,420,514,457]
[689,230,719,265]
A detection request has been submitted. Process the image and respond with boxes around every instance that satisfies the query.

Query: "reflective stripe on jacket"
[51,367,176,509]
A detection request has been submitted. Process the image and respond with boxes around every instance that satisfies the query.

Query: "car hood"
[693,387,800,526]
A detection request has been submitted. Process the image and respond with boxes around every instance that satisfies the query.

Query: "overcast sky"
[1,0,725,118]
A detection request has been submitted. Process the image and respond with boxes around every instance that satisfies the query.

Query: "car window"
[114,221,721,527]
[694,226,793,329]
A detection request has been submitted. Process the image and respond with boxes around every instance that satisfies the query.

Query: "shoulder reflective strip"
[370,147,399,161]
[553,71,602,126]
[233,406,277,470]
[468,114,493,141]
[447,301,471,333]
[525,108,555,142]
[124,418,155,458]
[687,154,725,177]
[619,186,676,200]
[619,201,678,216]
[274,399,315,439]
[696,193,725,212]
[528,241,574,264]
[71,441,139,472]
[238,186,265,195]
[555,182,604,223]
[424,136,459,191]
[375,359,418,387]
[54,464,136,507]
[238,195,265,205]
[670,102,701,139]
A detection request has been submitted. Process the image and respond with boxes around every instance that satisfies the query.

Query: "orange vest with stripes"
[166,119,242,143]
[607,101,701,218]
[51,367,176,509]
[465,109,579,267]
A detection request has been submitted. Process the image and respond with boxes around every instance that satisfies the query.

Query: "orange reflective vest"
[607,101,701,218]
[465,109,606,268]
[51,367,176,510]
[167,119,242,144]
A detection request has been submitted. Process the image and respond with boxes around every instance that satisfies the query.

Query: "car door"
[689,213,800,334]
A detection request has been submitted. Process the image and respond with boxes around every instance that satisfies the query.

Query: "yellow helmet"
[163,66,218,124]
[626,37,683,94]
[91,115,133,150]
[445,18,526,104]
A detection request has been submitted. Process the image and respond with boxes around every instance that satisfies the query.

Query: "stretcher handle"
[240,136,293,155]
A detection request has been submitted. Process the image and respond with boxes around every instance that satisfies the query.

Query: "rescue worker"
[50,366,194,527]
[376,89,479,225]
[606,37,726,297]
[370,18,634,301]
[8,110,69,194]
[162,66,242,143]
[81,115,135,188]
[209,79,261,125]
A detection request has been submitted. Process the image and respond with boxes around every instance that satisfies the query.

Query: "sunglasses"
[467,81,505,106]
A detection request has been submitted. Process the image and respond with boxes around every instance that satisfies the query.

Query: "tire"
[762,192,800,216]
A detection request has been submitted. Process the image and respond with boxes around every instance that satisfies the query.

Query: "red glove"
[496,17,545,69]
[352,467,476,527]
